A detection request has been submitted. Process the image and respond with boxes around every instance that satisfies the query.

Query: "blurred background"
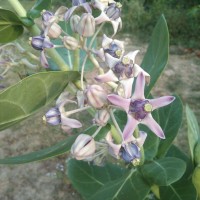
[0,0,200,199]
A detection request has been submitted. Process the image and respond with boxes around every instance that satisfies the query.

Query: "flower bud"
[30,35,54,51]
[119,142,140,164]
[71,134,96,160]
[42,10,54,26]
[85,85,107,108]
[94,109,110,126]
[105,2,122,20]
[43,107,61,125]
[70,15,80,33]
[63,36,79,50]
[47,23,62,39]
[77,13,95,37]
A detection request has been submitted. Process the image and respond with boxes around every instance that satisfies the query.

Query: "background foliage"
[121,0,200,49]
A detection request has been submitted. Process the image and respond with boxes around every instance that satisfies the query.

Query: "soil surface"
[0,35,200,200]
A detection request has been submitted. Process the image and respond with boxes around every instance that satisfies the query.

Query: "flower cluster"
[39,0,175,166]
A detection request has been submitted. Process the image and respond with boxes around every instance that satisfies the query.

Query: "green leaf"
[160,181,197,200]
[140,157,186,186]
[0,71,79,131]
[166,145,193,179]
[157,95,183,157]
[141,124,159,161]
[186,105,200,161]
[67,159,127,199]
[114,110,127,131]
[89,170,150,200]
[68,159,150,200]
[0,134,77,165]
[141,15,169,97]
[0,9,24,43]
[159,145,197,200]
[192,166,200,197]
[27,0,52,19]
[141,109,159,161]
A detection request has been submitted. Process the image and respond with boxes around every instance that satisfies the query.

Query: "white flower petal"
[105,53,119,69]
[125,50,139,63]
[95,70,118,83]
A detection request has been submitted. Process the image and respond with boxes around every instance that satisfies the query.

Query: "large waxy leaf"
[27,0,52,19]
[140,157,186,186]
[157,95,183,157]
[0,124,110,164]
[67,159,150,200]
[186,105,200,161]
[140,124,159,161]
[0,71,79,131]
[141,15,169,97]
[0,9,24,43]
[89,170,150,200]
[166,145,193,179]
[67,159,127,199]
[140,109,159,161]
[159,145,197,200]
[160,181,197,200]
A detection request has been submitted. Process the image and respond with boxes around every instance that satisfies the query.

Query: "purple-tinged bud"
[42,10,54,26]
[47,23,62,39]
[94,109,110,126]
[85,85,107,108]
[77,13,95,37]
[30,36,45,51]
[70,15,80,33]
[30,35,54,51]
[43,107,61,125]
[119,142,140,164]
[71,134,96,160]
[104,2,122,20]
[63,36,79,50]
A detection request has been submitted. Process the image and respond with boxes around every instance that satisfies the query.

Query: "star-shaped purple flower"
[92,0,122,36]
[107,72,175,140]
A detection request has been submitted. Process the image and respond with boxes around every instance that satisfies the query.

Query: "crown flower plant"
[0,0,198,199]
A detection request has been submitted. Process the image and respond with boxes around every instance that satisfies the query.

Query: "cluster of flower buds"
[28,0,124,68]
[40,0,175,166]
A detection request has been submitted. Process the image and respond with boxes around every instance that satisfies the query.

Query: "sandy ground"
[0,35,200,200]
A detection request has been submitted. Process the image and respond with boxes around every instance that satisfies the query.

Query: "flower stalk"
[7,0,70,71]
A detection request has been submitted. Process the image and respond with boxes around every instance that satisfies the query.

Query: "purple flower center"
[104,42,122,58]
[105,3,121,20]
[119,142,140,163]
[129,99,152,121]
[44,107,61,125]
[112,62,133,79]
[42,11,54,22]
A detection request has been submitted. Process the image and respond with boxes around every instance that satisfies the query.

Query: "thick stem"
[134,126,145,165]
[73,34,80,71]
[8,0,70,71]
[65,106,91,116]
